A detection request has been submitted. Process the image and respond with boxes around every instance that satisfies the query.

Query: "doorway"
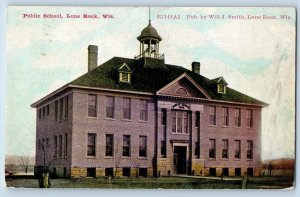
[173,146,187,174]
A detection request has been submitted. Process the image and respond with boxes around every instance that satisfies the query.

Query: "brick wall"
[71,90,156,176]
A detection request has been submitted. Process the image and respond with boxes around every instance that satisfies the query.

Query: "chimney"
[88,45,98,72]
[192,62,200,75]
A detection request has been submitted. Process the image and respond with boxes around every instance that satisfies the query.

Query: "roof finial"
[148,7,151,24]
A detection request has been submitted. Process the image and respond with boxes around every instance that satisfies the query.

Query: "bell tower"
[135,9,163,60]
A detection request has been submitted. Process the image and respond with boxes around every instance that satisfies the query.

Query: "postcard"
[5,6,295,189]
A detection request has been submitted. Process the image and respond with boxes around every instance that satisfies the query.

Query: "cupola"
[135,20,164,60]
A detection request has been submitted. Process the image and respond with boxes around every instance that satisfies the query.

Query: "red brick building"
[32,20,267,178]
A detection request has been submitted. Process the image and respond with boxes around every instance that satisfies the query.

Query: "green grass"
[5,176,294,189]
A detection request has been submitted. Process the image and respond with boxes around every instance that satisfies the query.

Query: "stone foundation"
[147,167,154,177]
[216,168,222,177]
[115,168,122,177]
[157,157,173,176]
[131,168,138,177]
[191,159,204,176]
[71,167,87,178]
[96,168,105,177]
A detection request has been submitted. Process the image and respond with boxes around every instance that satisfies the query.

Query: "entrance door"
[173,146,187,174]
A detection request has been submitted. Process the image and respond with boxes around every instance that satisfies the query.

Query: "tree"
[18,153,30,174]
[37,138,54,188]
[268,161,273,176]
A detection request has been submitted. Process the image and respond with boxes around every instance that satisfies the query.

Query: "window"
[64,96,69,119]
[209,106,216,125]
[218,84,226,94]
[38,108,42,120]
[55,101,58,121]
[106,96,115,119]
[65,134,68,157]
[42,107,45,118]
[195,111,200,127]
[222,139,228,159]
[222,107,229,126]
[139,168,147,177]
[88,94,97,117]
[87,168,96,178]
[123,98,131,120]
[209,139,216,158]
[123,135,131,157]
[195,142,199,156]
[54,136,57,159]
[246,109,253,128]
[234,140,241,159]
[87,133,96,156]
[140,100,148,121]
[46,105,49,116]
[139,136,147,157]
[119,72,130,83]
[234,108,241,127]
[105,168,114,177]
[59,135,62,157]
[247,140,253,159]
[161,140,166,156]
[171,111,189,133]
[123,168,131,177]
[161,109,166,126]
[59,98,63,121]
[105,134,114,157]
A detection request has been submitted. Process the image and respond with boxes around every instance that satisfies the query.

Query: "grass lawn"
[5,176,294,189]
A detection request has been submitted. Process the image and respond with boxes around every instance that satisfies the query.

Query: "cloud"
[206,19,295,60]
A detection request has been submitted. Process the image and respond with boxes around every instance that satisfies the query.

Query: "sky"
[5,7,295,161]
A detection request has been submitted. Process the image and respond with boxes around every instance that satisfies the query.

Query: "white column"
[149,40,152,57]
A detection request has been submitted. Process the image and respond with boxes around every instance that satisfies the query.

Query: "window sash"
[123,135,131,157]
[106,97,115,118]
[46,105,49,116]
[171,111,189,133]
[55,101,58,121]
[140,100,148,121]
[123,98,131,120]
[59,98,63,120]
[161,109,166,125]
[234,140,241,159]
[195,112,200,127]
[38,109,42,120]
[161,140,166,156]
[209,139,216,158]
[234,108,241,127]
[247,141,253,159]
[222,140,228,158]
[195,142,199,156]
[222,107,229,126]
[65,134,68,157]
[88,95,97,117]
[246,109,253,127]
[64,96,69,119]
[42,107,45,118]
[54,136,57,159]
[87,134,96,156]
[105,135,114,156]
[59,135,62,157]
[139,136,147,157]
[209,106,216,125]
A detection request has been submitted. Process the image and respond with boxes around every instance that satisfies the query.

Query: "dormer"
[118,63,132,83]
[215,77,228,94]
